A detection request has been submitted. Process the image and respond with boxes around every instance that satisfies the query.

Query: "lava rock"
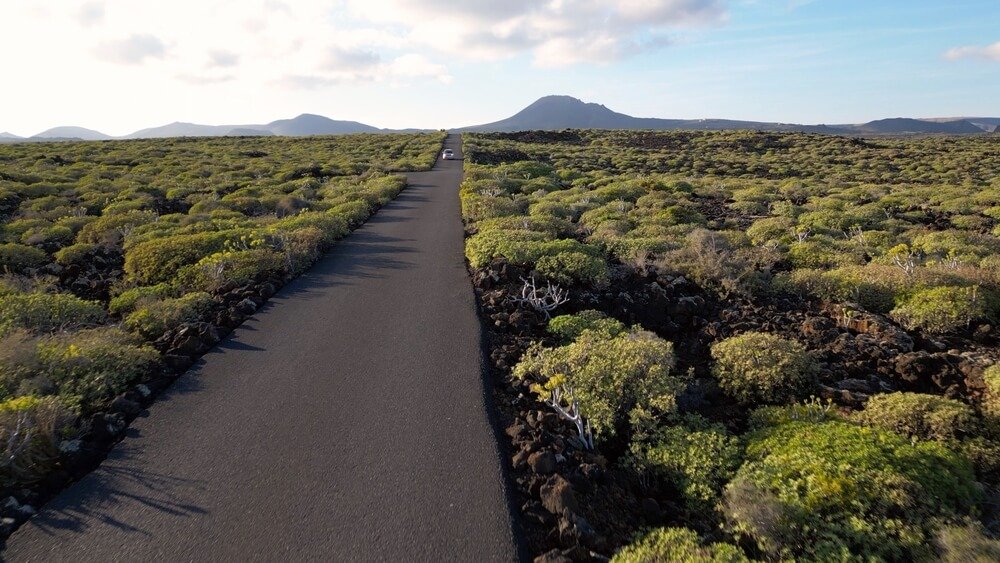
[540,475,579,515]
[528,451,557,475]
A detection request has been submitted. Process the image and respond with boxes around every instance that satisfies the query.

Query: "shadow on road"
[18,444,209,539]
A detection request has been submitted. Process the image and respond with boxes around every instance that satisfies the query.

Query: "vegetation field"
[461,130,1000,561]
[0,133,443,499]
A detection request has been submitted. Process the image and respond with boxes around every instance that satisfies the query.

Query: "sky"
[1,0,998,136]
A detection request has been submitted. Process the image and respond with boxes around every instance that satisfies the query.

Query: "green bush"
[710,332,815,404]
[985,365,1000,419]
[535,250,609,286]
[630,415,742,513]
[547,310,625,342]
[514,328,683,440]
[724,420,978,560]
[855,392,974,441]
[53,243,102,267]
[0,293,105,334]
[327,200,371,227]
[108,283,176,316]
[461,194,522,222]
[124,231,238,285]
[464,229,549,268]
[36,328,160,409]
[890,285,990,333]
[779,265,900,313]
[265,211,349,247]
[76,210,159,245]
[182,249,286,292]
[0,243,47,273]
[0,396,74,487]
[124,292,214,339]
[612,527,749,563]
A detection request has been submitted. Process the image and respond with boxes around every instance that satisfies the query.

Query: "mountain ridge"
[3,96,996,142]
[459,95,993,135]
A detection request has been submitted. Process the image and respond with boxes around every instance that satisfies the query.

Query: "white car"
[442,149,455,160]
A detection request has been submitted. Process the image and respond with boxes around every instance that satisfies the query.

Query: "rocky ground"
[471,258,1000,562]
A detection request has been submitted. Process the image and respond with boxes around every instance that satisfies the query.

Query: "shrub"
[36,328,160,409]
[462,195,522,222]
[464,229,549,268]
[327,200,371,227]
[855,392,974,441]
[724,420,978,560]
[985,365,1000,418]
[935,522,1000,562]
[514,329,684,440]
[547,311,625,342]
[0,396,74,487]
[612,527,749,563]
[0,243,47,273]
[630,415,742,513]
[124,230,238,285]
[535,251,609,286]
[53,243,101,267]
[265,211,349,247]
[76,210,159,245]
[108,283,176,316]
[891,285,989,333]
[124,292,214,339]
[0,293,105,334]
[182,249,286,292]
[710,332,815,404]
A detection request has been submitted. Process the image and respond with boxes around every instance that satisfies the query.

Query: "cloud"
[944,41,1000,62]
[343,0,727,65]
[177,73,235,85]
[77,1,105,26]
[323,46,381,73]
[94,34,166,64]
[282,52,451,88]
[208,49,240,68]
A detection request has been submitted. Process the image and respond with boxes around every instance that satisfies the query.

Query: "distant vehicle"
[442,149,455,160]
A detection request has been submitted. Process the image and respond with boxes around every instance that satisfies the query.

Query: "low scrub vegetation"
[0,132,443,491]
[463,130,1000,560]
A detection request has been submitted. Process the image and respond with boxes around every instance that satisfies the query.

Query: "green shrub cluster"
[0,293,106,334]
[514,319,684,440]
[612,527,749,563]
[124,292,215,339]
[855,392,974,441]
[630,415,742,514]
[710,332,815,404]
[724,419,977,560]
[0,396,74,486]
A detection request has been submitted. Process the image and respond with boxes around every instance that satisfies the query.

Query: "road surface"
[4,134,521,562]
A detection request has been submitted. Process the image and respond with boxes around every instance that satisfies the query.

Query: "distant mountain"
[265,114,379,136]
[461,95,992,136]
[227,128,274,137]
[125,122,236,139]
[3,100,994,143]
[31,126,112,141]
[852,118,984,135]
[460,96,827,133]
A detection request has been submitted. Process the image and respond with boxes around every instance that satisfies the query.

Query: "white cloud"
[343,0,727,66]
[945,42,1000,62]
[76,1,104,26]
[208,49,240,68]
[94,34,167,65]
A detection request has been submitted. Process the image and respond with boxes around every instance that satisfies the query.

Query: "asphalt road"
[4,134,521,562]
